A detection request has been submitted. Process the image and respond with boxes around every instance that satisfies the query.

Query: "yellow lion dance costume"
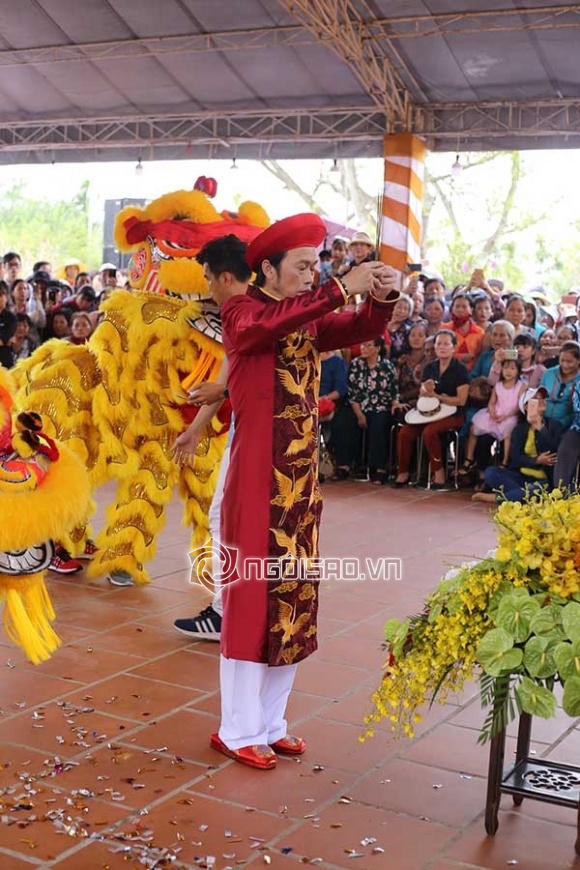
[15,178,269,585]
[0,368,91,661]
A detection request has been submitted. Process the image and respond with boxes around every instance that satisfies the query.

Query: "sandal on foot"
[457,459,475,476]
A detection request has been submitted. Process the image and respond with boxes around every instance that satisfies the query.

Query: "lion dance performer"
[14,178,269,586]
[0,367,91,662]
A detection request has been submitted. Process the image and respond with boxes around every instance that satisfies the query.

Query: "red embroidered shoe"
[270,735,307,755]
[210,733,277,770]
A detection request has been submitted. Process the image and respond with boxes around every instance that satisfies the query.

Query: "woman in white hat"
[339,231,375,276]
[393,329,469,490]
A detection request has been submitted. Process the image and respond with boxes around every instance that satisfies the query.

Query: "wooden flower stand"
[485,712,580,854]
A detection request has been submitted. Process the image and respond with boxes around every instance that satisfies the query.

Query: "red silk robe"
[220,279,398,665]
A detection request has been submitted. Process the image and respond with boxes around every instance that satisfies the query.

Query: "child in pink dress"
[460,358,525,472]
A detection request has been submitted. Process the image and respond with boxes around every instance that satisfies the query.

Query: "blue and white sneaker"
[174,605,222,641]
[107,570,135,587]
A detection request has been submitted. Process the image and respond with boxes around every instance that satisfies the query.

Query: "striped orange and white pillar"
[379,133,426,284]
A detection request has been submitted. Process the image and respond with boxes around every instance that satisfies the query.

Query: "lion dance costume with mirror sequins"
[14,179,269,585]
[0,368,91,661]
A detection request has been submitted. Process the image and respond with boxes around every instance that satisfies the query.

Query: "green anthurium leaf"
[384,619,403,641]
[517,677,557,719]
[553,640,580,680]
[529,604,563,636]
[563,675,580,717]
[546,593,569,606]
[385,618,410,658]
[537,627,566,642]
[477,628,523,677]
[523,636,558,679]
[488,581,518,624]
[561,602,580,641]
[428,602,442,622]
[496,592,540,643]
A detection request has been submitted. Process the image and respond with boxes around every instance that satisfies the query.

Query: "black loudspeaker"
[102,198,146,269]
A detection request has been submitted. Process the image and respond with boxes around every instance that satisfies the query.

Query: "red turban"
[245,213,326,271]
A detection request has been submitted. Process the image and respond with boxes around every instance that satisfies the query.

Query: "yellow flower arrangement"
[366,490,580,743]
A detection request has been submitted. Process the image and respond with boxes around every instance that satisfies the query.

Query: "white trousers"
[208,445,230,618]
[218,655,297,750]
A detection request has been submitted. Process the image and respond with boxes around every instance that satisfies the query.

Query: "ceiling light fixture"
[231,157,238,170]
[451,154,462,180]
[135,156,144,175]
[330,158,339,173]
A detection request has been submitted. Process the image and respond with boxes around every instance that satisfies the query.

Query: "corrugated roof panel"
[110,0,203,37]
[154,53,267,107]
[0,66,74,115]
[214,47,332,103]
[447,31,559,101]
[0,0,66,48]
[28,56,195,114]
[0,0,577,160]
[179,0,297,31]
[288,44,373,99]
[529,29,580,96]
[33,0,131,42]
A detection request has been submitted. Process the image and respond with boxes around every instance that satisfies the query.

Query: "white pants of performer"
[219,657,297,750]
[208,444,230,618]
[213,435,296,750]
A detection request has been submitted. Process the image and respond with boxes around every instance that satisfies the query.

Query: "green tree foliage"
[423,152,543,290]
[0,180,101,271]
[534,226,580,293]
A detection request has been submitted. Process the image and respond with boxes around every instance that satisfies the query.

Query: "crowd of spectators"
[318,233,580,501]
[4,239,580,505]
[0,252,125,368]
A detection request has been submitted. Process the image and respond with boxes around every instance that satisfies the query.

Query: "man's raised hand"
[340,262,397,298]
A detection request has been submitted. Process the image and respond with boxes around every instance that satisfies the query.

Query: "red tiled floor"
[317,631,386,670]
[0,795,129,864]
[287,801,457,870]
[293,658,368,698]
[0,702,140,757]
[428,864,491,870]
[0,743,56,789]
[349,756,487,828]
[62,673,203,721]
[188,755,360,818]
[124,708,220,765]
[43,741,206,810]
[400,722,547,778]
[131,792,294,866]
[128,648,219,692]
[444,812,580,869]
[0,668,82,710]
[0,854,42,869]
[20,643,142,684]
[87,622,186,659]
[2,483,580,869]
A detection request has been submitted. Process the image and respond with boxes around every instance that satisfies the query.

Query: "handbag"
[319,448,335,478]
